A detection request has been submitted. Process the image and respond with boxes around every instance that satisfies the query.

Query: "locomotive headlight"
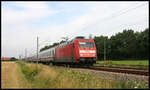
[89,51,96,53]
[80,50,86,53]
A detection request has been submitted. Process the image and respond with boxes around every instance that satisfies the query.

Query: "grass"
[95,60,149,69]
[2,61,32,88]
[17,62,40,82]
[16,61,148,89]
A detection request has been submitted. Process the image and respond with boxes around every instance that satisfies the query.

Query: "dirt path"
[1,61,31,88]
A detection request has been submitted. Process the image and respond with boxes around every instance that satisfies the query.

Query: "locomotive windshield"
[79,42,94,47]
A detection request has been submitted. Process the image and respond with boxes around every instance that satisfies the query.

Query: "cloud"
[69,2,149,38]
[2,1,148,58]
[31,2,149,43]
[2,2,60,24]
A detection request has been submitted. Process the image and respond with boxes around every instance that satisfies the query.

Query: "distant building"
[1,57,10,61]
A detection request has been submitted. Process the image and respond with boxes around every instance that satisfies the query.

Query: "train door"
[72,43,77,62]
[73,43,75,59]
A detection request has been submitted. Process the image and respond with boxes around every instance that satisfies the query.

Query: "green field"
[95,60,149,69]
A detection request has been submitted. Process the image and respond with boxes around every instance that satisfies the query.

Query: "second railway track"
[78,66,149,76]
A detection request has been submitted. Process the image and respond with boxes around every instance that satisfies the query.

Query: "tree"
[40,42,59,52]
[110,29,138,59]
[60,40,65,44]
[136,28,149,59]
[10,57,17,61]
[94,36,108,60]
[94,28,149,60]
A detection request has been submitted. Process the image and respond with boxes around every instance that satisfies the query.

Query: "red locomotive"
[27,36,97,66]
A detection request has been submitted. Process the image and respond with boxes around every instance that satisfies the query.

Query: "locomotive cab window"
[79,42,94,48]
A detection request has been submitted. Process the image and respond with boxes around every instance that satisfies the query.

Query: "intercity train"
[26,36,97,66]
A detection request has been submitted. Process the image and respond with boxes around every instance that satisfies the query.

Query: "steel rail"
[81,66,149,76]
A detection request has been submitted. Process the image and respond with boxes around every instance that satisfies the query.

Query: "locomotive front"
[74,38,97,65]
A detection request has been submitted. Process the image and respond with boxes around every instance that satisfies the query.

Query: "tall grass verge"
[16,61,41,82]
[16,61,148,89]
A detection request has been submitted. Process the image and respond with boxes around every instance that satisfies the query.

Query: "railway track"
[40,63,149,76]
[78,66,149,76]
[94,65,148,70]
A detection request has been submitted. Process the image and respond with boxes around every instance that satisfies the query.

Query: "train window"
[68,41,71,44]
[50,51,51,56]
[47,52,49,57]
[52,50,54,56]
[44,52,46,57]
[79,42,94,48]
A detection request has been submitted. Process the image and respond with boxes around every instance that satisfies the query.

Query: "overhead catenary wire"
[26,37,52,57]
[38,39,51,46]
[70,3,147,38]
[110,3,147,19]
[110,17,149,35]
[94,3,147,25]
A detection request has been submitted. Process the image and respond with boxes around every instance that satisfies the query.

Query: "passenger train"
[26,36,97,66]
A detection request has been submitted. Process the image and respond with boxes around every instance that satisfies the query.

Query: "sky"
[2,1,149,58]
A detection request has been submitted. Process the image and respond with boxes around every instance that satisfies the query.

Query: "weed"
[120,77,127,89]
[17,61,41,82]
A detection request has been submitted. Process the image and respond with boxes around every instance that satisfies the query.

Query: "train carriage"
[36,46,56,63]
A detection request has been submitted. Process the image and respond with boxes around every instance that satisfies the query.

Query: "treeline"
[10,57,18,61]
[39,28,149,60]
[40,40,65,52]
[94,28,149,60]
